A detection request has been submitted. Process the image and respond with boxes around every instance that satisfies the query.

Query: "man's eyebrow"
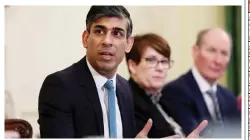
[93,25,106,29]
[113,27,125,32]
[93,25,125,32]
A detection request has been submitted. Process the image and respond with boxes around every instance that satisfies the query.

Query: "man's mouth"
[100,52,114,56]
[99,51,115,60]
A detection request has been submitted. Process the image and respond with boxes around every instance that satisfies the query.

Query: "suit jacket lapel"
[216,87,226,118]
[75,57,104,135]
[185,70,212,121]
[116,77,129,137]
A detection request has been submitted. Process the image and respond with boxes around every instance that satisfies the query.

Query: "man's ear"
[128,59,137,74]
[125,37,134,53]
[192,45,199,59]
[82,30,89,48]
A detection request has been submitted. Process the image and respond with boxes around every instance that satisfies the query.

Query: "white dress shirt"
[86,59,123,138]
[191,67,218,121]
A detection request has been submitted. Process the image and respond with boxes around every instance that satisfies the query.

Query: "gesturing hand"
[135,119,181,138]
[135,119,208,139]
[186,120,208,138]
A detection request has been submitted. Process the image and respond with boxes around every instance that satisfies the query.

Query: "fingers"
[187,120,208,138]
[193,120,208,134]
[135,119,153,138]
[140,119,153,135]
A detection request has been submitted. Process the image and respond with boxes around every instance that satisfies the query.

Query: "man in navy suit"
[38,6,208,138]
[161,28,241,138]
[38,6,138,138]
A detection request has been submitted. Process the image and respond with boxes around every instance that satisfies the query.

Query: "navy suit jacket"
[38,57,136,138]
[161,70,241,138]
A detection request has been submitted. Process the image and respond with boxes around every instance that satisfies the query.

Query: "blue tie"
[104,80,117,138]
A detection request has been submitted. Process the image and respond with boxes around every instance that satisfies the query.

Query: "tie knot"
[104,79,114,90]
[149,93,162,104]
[207,90,213,94]
[206,90,215,95]
[206,90,217,99]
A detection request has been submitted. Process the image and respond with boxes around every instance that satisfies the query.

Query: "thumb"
[137,119,153,137]
[187,120,208,138]
[192,120,208,134]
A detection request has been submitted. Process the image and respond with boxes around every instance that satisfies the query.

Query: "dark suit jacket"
[128,78,176,138]
[161,70,241,138]
[38,57,136,138]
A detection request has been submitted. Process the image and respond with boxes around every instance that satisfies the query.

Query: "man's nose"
[214,54,224,65]
[102,33,113,46]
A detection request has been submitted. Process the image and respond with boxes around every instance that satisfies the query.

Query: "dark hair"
[86,6,133,37]
[125,33,171,64]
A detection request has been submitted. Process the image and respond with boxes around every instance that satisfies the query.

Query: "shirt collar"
[191,66,217,93]
[86,58,116,90]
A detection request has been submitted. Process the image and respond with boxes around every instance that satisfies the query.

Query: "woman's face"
[129,47,171,92]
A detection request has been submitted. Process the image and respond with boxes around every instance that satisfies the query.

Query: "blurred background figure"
[5,90,33,138]
[125,33,185,138]
[161,28,241,138]
[5,90,17,119]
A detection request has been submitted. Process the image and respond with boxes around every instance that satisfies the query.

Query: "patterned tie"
[104,80,117,138]
[149,93,162,104]
[206,90,223,125]
[149,93,185,137]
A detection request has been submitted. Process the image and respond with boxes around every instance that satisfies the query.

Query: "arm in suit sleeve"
[224,90,241,128]
[134,108,149,135]
[228,91,241,118]
[127,84,137,138]
[38,74,74,138]
[134,110,158,138]
[161,85,199,136]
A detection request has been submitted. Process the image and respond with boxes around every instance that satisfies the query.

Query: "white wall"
[5,6,225,137]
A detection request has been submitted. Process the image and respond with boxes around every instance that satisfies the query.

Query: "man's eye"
[207,48,216,53]
[112,31,124,37]
[94,29,104,34]
[221,51,229,57]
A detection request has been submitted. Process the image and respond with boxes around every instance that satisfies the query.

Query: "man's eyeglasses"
[143,57,174,69]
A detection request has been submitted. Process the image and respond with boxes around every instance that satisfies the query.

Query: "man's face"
[193,30,231,83]
[83,16,133,77]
